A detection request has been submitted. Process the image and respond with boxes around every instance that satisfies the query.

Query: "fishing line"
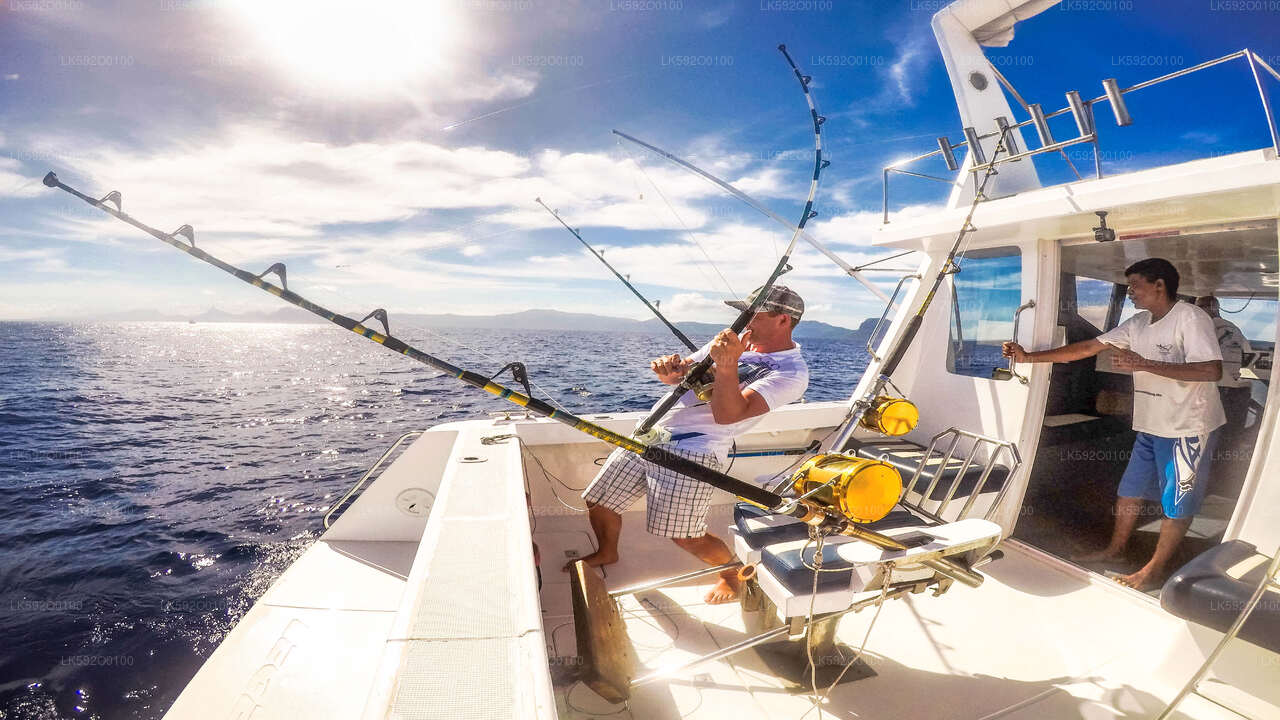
[618,136,739,301]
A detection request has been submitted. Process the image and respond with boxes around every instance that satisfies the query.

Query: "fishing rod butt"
[42,171,59,188]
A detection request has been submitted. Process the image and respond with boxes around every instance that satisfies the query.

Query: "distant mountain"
[80,306,876,342]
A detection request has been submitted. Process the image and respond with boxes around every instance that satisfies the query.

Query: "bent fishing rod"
[535,197,697,352]
[41,170,981,587]
[629,43,828,441]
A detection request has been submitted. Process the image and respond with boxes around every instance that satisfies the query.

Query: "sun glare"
[229,0,463,98]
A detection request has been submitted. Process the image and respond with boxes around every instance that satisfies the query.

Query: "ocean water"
[0,321,869,719]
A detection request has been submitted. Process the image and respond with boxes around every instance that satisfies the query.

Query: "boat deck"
[535,506,1277,719]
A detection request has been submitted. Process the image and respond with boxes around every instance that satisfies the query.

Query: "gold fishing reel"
[790,453,902,524]
[859,395,919,437]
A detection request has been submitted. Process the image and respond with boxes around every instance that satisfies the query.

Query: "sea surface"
[0,321,870,720]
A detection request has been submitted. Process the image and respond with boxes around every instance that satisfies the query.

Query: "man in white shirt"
[1195,295,1253,435]
[572,285,810,604]
[1004,259,1224,590]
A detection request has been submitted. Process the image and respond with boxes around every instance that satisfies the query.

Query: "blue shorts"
[1118,430,1219,519]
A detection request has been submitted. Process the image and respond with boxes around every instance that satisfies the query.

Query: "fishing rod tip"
[777,43,786,52]
[42,171,58,187]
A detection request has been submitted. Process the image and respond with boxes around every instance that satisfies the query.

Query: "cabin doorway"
[1013,220,1278,594]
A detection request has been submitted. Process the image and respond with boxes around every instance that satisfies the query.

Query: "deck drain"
[459,455,487,463]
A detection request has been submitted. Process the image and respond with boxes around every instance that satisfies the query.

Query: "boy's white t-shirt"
[1096,301,1226,437]
[658,343,809,462]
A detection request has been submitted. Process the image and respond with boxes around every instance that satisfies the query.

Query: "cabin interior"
[1000,221,1279,596]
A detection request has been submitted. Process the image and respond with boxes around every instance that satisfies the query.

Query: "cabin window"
[946,247,1022,378]
[1075,276,1113,331]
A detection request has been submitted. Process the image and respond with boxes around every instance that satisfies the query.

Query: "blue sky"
[1,0,1277,328]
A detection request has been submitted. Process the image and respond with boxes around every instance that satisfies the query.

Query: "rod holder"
[1066,90,1095,137]
[937,136,959,172]
[962,127,987,166]
[1029,103,1055,147]
[1102,78,1133,126]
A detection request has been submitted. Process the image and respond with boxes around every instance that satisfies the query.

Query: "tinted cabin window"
[947,248,1022,378]
[1076,276,1112,331]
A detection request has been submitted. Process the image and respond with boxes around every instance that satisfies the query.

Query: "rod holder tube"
[1102,78,1133,126]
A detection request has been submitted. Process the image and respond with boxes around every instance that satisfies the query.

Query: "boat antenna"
[535,197,698,352]
[627,43,829,443]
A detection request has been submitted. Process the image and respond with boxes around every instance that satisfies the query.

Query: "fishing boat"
[42,0,1280,717]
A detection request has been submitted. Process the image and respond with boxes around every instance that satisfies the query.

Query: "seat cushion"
[760,538,859,594]
[738,502,931,594]
[1160,540,1280,654]
[733,502,809,549]
[733,503,927,551]
[844,438,1009,502]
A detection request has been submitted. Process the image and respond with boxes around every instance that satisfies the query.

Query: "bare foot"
[704,572,741,604]
[1114,567,1161,591]
[1072,547,1124,563]
[562,550,617,573]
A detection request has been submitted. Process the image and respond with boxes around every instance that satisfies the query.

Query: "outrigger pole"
[535,197,698,352]
[629,44,828,440]
[41,169,981,587]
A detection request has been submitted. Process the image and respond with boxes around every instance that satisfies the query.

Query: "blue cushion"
[760,541,858,593]
[739,502,931,595]
[733,502,809,549]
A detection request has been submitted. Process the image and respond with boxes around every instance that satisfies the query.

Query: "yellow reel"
[790,453,902,523]
[859,396,919,437]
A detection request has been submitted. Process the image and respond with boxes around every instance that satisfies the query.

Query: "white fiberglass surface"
[534,505,1227,719]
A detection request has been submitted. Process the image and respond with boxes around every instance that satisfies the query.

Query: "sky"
[1,0,1278,329]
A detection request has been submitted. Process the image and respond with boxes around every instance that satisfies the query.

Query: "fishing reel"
[788,453,903,524]
[858,395,919,437]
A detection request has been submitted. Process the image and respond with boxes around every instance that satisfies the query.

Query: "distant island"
[78,307,880,343]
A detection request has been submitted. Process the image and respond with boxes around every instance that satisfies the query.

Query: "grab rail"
[867,274,921,362]
[898,427,1022,524]
[323,430,424,529]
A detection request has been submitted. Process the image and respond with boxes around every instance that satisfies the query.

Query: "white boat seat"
[750,518,1003,618]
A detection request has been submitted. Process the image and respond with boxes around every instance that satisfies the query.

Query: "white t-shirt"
[1097,301,1226,437]
[659,343,809,462]
[1212,316,1252,389]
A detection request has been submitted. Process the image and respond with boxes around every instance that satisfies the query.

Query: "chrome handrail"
[882,49,1280,223]
[323,430,424,529]
[866,273,921,362]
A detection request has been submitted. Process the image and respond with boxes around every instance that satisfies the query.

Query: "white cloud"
[0,158,44,198]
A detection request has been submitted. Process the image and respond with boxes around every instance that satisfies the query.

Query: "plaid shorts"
[582,446,721,538]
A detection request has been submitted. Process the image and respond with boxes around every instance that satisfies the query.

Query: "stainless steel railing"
[896,427,1023,524]
[323,430,424,529]
[883,49,1280,223]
